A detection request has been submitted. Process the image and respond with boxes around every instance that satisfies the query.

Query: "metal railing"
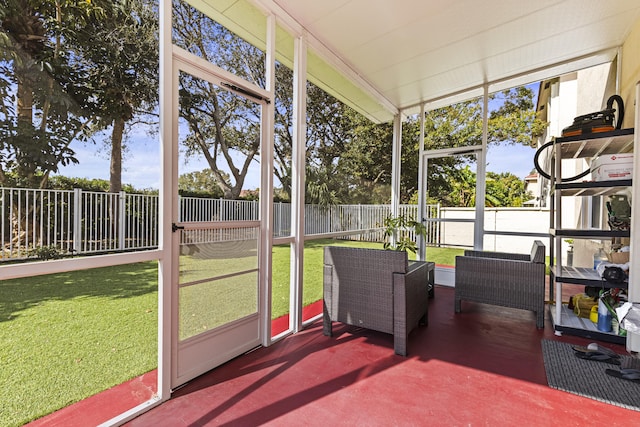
[1,187,439,261]
[1,188,160,260]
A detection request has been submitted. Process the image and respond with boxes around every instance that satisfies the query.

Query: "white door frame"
[415,88,489,285]
[417,145,484,286]
[169,47,271,388]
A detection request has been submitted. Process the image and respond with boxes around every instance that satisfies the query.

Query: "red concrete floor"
[26,301,323,427]
[27,370,157,427]
[120,285,640,427]
[29,282,638,426]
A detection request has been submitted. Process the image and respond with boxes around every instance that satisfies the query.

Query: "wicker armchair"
[454,240,546,328]
[323,246,429,356]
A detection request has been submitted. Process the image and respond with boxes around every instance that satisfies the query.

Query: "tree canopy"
[69,0,159,193]
[298,87,544,206]
[0,0,99,188]
[178,169,225,199]
[1,1,545,208]
[0,0,158,191]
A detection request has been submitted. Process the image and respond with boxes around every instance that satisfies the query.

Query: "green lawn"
[0,240,462,426]
[0,262,158,427]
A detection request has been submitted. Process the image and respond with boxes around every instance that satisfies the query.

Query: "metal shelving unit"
[549,128,633,345]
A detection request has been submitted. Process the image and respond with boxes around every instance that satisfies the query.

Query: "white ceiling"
[202,0,640,122]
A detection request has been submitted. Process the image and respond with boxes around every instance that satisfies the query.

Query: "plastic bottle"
[597,297,612,332]
[593,246,608,270]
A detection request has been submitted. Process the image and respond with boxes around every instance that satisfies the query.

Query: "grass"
[0,240,463,426]
[0,262,158,427]
[178,241,259,339]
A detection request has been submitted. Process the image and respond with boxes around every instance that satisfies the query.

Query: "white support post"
[474,86,488,250]
[260,14,276,345]
[157,0,173,404]
[391,114,402,246]
[118,191,126,251]
[417,104,426,261]
[290,34,307,333]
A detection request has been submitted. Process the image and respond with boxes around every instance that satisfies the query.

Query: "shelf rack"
[549,128,633,344]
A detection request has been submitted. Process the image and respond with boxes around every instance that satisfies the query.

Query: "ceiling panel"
[269,0,640,120]
[199,0,640,122]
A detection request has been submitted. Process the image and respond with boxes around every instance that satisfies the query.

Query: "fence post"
[359,204,363,240]
[119,191,126,250]
[437,203,441,247]
[274,202,280,236]
[73,188,82,254]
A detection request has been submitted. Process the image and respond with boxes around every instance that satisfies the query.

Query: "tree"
[304,84,358,204]
[442,167,531,207]
[448,166,477,207]
[490,86,547,148]
[486,171,532,207]
[178,169,225,198]
[172,2,264,199]
[273,64,294,198]
[68,0,159,193]
[0,0,99,188]
[1,0,106,251]
[273,85,542,206]
[379,87,545,205]
[272,65,376,204]
[1,1,159,194]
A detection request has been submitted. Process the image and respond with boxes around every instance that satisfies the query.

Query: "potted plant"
[382,213,428,254]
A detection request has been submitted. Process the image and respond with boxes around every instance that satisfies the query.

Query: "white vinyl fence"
[1,187,548,262]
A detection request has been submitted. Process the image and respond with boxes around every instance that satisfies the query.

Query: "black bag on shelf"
[603,266,627,284]
[585,286,600,299]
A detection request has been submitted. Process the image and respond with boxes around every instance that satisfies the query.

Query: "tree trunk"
[110,117,124,193]
[17,79,34,124]
[109,117,125,248]
[16,75,37,184]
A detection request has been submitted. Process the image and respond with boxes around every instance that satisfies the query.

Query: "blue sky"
[487,142,537,178]
[54,137,162,189]
[53,116,263,190]
[53,125,163,190]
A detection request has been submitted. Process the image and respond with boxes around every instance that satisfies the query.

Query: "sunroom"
[4,0,640,425]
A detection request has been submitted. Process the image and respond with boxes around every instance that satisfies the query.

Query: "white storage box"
[591,153,633,181]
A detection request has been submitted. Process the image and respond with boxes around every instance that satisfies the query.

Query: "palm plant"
[382,213,428,254]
